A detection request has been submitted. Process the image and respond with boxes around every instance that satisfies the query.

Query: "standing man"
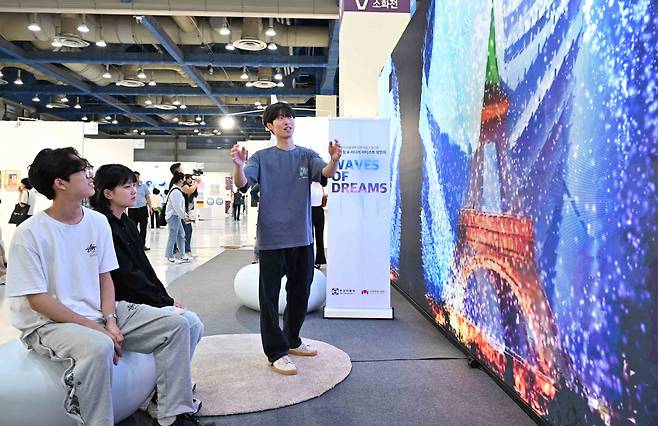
[231,102,341,375]
[127,171,151,251]
[232,190,243,221]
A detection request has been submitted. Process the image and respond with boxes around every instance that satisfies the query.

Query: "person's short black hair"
[262,102,295,130]
[28,147,91,200]
[90,164,137,212]
[152,188,160,195]
[170,163,182,175]
[133,170,140,176]
[184,174,192,180]
[20,177,32,190]
[170,171,184,187]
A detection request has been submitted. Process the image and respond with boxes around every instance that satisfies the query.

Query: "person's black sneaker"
[152,413,202,426]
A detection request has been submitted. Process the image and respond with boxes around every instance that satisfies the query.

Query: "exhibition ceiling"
[0,0,339,142]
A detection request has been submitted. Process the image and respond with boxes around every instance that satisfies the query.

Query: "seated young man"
[5,148,201,426]
[90,164,204,359]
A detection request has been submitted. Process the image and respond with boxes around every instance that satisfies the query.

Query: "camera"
[192,168,204,177]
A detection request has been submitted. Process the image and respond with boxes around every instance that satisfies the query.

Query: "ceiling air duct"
[252,68,277,89]
[231,18,266,51]
[115,70,145,87]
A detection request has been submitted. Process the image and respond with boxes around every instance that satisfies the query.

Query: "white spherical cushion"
[234,263,326,313]
[0,339,156,426]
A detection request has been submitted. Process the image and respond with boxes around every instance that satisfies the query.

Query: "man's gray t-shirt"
[244,145,326,250]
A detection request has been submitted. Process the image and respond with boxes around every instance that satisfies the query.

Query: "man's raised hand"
[328,139,342,162]
[231,144,248,167]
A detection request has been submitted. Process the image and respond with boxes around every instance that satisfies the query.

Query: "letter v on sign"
[355,0,369,10]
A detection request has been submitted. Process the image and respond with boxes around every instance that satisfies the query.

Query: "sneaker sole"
[270,364,298,375]
[288,348,318,357]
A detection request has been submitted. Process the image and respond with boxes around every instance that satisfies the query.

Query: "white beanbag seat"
[234,263,326,313]
[0,339,156,426]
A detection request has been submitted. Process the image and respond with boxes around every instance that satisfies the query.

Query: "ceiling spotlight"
[137,68,147,79]
[173,117,179,122]
[144,98,153,105]
[213,129,219,134]
[274,69,283,81]
[105,114,112,121]
[267,42,277,51]
[245,81,254,87]
[265,27,276,37]
[32,94,40,102]
[193,129,199,133]
[28,14,41,32]
[60,95,69,103]
[14,70,23,85]
[81,114,88,121]
[140,131,146,136]
[200,119,206,126]
[51,38,63,48]
[74,97,81,109]
[46,103,54,109]
[276,81,284,88]
[102,65,112,79]
[95,39,107,47]
[240,67,248,80]
[0,68,3,77]
[148,79,156,86]
[195,115,202,122]
[220,115,236,130]
[254,101,261,106]
[225,43,235,51]
[179,103,187,110]
[172,99,181,106]
[77,15,90,33]
[132,129,139,133]
[208,64,214,75]
[111,116,118,125]
[219,18,231,36]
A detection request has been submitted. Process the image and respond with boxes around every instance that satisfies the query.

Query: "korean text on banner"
[325,119,393,319]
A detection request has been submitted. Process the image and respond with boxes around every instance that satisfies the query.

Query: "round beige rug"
[190,334,352,416]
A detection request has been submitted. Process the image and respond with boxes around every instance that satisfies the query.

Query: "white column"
[339,12,410,118]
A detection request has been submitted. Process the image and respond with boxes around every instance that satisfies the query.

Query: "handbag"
[321,193,328,208]
[9,203,30,225]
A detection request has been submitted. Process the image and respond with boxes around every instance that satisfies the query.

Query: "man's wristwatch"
[103,313,118,324]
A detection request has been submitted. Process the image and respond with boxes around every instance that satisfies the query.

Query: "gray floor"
[119,250,536,426]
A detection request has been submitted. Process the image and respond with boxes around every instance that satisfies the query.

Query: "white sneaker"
[167,257,176,263]
[270,355,298,375]
[288,342,318,357]
[177,257,191,264]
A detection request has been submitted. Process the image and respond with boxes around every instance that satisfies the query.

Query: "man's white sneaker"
[167,257,176,263]
[270,355,298,375]
[177,257,191,264]
[288,342,317,357]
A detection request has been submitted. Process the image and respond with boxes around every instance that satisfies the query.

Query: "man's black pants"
[259,244,314,363]
[128,206,149,246]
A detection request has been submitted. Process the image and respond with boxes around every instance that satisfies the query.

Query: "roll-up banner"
[324,118,393,319]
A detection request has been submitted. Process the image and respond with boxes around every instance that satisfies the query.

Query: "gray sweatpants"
[23,300,195,426]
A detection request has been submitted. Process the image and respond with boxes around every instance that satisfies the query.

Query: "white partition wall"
[0,121,85,252]
[83,138,135,169]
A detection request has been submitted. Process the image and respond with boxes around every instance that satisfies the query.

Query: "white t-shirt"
[20,189,38,215]
[310,182,324,207]
[6,207,119,336]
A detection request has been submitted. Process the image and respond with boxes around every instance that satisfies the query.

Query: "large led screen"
[380,0,658,423]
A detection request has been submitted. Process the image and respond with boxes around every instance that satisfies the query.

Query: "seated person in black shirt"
[90,164,204,359]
